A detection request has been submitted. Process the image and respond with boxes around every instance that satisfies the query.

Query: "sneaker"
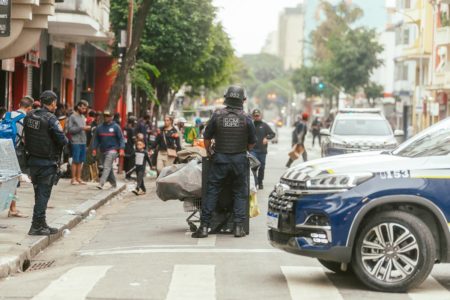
[137,190,146,195]
[258,184,264,190]
[132,189,139,195]
[96,185,104,190]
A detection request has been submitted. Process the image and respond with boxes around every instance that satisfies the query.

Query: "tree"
[241,54,285,84]
[365,82,384,106]
[323,28,383,94]
[107,0,153,112]
[311,1,363,61]
[139,0,219,113]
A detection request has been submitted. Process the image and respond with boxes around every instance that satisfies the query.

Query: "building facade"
[0,0,116,118]
[278,4,304,71]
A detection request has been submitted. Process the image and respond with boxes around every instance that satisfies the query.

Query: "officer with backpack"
[23,91,68,236]
[3,96,34,218]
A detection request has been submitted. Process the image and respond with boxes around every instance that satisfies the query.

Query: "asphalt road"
[1,128,450,300]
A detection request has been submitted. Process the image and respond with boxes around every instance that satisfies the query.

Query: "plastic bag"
[249,167,257,193]
[249,193,260,218]
[156,159,202,201]
[248,152,261,169]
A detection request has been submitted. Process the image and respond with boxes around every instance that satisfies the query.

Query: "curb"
[0,183,127,278]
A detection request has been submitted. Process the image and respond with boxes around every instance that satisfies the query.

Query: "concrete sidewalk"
[0,179,126,278]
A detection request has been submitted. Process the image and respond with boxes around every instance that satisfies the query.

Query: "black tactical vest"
[214,108,248,154]
[24,109,59,160]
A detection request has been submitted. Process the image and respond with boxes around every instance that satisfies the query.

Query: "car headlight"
[306,173,373,190]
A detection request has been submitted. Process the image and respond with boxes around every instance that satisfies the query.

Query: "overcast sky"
[213,0,305,56]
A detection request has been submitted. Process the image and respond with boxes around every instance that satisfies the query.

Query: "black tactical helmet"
[223,85,247,109]
[39,90,58,105]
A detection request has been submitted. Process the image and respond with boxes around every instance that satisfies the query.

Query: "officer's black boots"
[191,224,209,238]
[233,223,246,238]
[28,220,58,236]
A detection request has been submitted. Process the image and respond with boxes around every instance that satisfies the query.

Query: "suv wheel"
[352,211,435,292]
[318,259,352,274]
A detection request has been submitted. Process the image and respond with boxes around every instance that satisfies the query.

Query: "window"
[394,119,450,157]
[333,119,392,136]
[395,63,409,81]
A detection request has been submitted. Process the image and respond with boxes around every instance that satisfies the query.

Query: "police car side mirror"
[394,130,404,137]
[320,129,330,136]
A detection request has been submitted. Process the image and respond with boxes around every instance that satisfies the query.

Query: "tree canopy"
[109,0,236,113]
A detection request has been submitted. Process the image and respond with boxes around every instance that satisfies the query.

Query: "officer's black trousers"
[30,166,56,224]
[201,158,249,225]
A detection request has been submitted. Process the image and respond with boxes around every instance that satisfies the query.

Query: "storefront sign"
[0,0,11,37]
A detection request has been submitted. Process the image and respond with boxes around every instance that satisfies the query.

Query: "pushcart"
[183,198,202,232]
[182,157,250,234]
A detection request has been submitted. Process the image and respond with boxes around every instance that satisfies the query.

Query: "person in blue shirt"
[92,111,125,190]
[192,86,257,239]
[24,91,69,236]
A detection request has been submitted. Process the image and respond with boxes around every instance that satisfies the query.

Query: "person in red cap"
[286,112,309,168]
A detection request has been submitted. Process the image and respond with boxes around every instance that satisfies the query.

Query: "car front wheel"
[352,211,436,292]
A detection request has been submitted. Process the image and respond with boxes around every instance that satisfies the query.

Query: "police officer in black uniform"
[24,91,68,236]
[192,85,257,238]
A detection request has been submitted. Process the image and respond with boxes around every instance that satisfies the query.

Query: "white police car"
[268,117,450,292]
[321,109,403,157]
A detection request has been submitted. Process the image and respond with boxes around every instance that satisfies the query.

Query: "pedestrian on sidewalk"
[250,109,275,190]
[124,116,137,180]
[67,100,90,185]
[311,117,322,147]
[7,96,34,218]
[154,115,181,174]
[92,111,125,190]
[24,91,68,235]
[132,140,152,196]
[286,112,309,168]
[192,85,256,239]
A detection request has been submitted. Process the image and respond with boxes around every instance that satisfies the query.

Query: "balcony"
[48,0,112,44]
[0,0,56,59]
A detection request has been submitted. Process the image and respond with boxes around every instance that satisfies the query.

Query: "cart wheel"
[189,223,198,232]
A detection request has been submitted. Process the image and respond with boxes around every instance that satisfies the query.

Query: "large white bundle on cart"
[156,159,202,201]
[0,139,21,211]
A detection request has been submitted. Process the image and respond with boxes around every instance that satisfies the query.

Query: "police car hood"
[331,134,396,145]
[282,151,421,180]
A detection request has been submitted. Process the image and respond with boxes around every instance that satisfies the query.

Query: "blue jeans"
[201,154,249,225]
[250,151,267,186]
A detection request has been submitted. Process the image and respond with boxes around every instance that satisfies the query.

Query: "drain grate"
[26,260,55,272]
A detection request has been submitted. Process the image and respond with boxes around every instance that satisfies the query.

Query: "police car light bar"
[338,108,382,114]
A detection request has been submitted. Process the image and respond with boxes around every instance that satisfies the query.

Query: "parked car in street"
[268,117,450,292]
[321,109,403,157]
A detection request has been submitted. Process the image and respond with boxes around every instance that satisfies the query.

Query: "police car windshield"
[333,119,392,136]
[393,118,450,157]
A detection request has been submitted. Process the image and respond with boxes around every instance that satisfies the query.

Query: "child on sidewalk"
[133,140,152,195]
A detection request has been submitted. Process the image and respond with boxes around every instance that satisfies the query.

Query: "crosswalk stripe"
[409,277,450,300]
[32,265,111,300]
[281,266,344,300]
[166,265,215,300]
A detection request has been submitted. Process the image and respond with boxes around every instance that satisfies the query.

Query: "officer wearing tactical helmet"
[192,85,256,238]
[24,90,68,236]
